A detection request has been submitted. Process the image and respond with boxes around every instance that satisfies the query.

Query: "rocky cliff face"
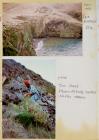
[3,59,55,92]
[2,59,55,138]
[3,3,82,38]
[3,3,82,56]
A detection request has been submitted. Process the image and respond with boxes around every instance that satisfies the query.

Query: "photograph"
[2,58,55,138]
[3,3,82,56]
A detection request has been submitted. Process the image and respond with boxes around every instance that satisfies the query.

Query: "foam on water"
[35,40,44,51]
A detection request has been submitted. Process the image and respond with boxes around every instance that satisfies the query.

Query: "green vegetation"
[3,26,18,56]
[15,112,35,127]
[46,85,55,95]
[3,98,55,138]
[14,98,48,127]
[3,25,36,56]
[27,124,55,138]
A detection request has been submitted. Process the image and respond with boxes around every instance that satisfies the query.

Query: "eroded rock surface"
[3,3,82,38]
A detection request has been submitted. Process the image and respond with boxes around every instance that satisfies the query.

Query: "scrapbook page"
[97,0,99,139]
[0,0,98,140]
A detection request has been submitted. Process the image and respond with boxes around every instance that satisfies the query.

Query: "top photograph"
[3,3,82,56]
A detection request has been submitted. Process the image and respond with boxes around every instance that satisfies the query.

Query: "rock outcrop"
[3,3,82,56]
[3,3,82,39]
[2,59,55,138]
[3,59,55,93]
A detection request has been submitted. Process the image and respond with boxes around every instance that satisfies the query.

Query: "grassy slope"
[3,98,55,138]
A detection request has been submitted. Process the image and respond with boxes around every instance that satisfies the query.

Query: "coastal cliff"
[3,3,82,56]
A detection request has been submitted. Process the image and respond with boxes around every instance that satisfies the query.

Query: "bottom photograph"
[2,58,56,139]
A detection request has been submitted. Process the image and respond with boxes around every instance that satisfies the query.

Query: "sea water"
[35,38,82,56]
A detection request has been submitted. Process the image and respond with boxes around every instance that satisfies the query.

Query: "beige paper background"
[56,57,97,140]
[0,0,98,140]
[97,0,99,139]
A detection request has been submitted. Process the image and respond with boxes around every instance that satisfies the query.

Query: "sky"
[6,57,56,85]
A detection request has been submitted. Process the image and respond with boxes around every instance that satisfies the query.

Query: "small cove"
[34,38,82,56]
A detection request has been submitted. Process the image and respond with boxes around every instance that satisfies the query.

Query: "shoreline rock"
[3,3,82,56]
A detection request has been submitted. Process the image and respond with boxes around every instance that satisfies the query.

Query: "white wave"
[35,40,44,51]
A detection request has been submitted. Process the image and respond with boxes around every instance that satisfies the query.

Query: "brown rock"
[3,3,82,39]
